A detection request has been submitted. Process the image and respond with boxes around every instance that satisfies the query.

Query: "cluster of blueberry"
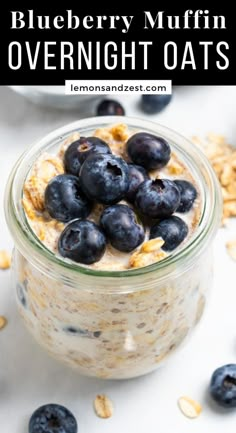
[44,131,197,265]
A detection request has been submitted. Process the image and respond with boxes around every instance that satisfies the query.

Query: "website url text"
[65,80,172,95]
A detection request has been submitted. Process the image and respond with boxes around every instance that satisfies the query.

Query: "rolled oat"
[141,238,164,253]
[0,250,11,270]
[23,154,64,212]
[94,394,114,419]
[226,239,236,261]
[178,396,202,419]
[129,239,167,268]
[0,316,7,330]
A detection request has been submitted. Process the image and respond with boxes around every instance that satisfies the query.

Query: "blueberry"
[96,99,125,116]
[58,219,106,264]
[174,180,197,213]
[127,132,171,170]
[141,94,172,114]
[100,204,145,252]
[135,179,180,219]
[150,216,188,251]
[16,283,27,307]
[63,326,90,337]
[79,153,129,204]
[28,403,77,433]
[64,136,111,176]
[44,174,92,223]
[210,364,236,408]
[63,326,101,339]
[93,331,102,338]
[126,164,149,203]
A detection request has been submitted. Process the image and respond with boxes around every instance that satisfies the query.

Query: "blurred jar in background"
[9,86,102,111]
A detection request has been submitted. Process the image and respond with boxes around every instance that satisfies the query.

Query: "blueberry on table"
[150,216,188,251]
[210,364,236,408]
[44,174,92,223]
[101,204,145,252]
[126,132,171,170]
[28,403,77,433]
[174,180,197,213]
[126,164,149,203]
[135,179,180,219]
[58,219,106,264]
[79,153,129,204]
[64,136,111,176]
[96,99,125,116]
[141,94,172,114]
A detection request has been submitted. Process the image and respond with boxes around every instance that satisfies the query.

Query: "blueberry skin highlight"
[174,180,197,213]
[135,179,181,219]
[44,174,92,223]
[79,153,129,204]
[126,132,171,170]
[58,219,106,264]
[96,99,125,116]
[210,364,236,408]
[100,204,145,252]
[64,136,111,176]
[28,403,77,433]
[141,94,172,114]
[150,216,188,251]
[126,164,149,203]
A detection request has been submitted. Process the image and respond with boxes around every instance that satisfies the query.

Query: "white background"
[1,86,236,432]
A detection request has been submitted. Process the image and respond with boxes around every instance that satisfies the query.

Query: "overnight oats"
[5,117,221,379]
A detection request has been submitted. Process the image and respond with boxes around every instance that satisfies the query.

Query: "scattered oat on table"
[0,250,11,270]
[94,394,114,419]
[192,133,236,224]
[178,396,202,419]
[226,239,236,261]
[0,316,7,330]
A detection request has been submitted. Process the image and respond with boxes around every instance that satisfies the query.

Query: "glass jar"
[4,116,221,379]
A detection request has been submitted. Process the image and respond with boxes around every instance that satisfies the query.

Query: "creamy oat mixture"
[23,124,201,270]
[14,246,210,378]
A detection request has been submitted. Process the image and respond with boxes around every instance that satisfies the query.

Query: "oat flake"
[94,394,114,419]
[0,316,7,330]
[141,238,164,253]
[178,396,202,419]
[226,240,236,261]
[0,250,11,270]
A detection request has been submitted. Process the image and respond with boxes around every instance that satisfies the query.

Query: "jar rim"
[5,116,222,281]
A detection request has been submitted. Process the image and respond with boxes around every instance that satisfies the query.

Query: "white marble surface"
[1,86,236,432]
